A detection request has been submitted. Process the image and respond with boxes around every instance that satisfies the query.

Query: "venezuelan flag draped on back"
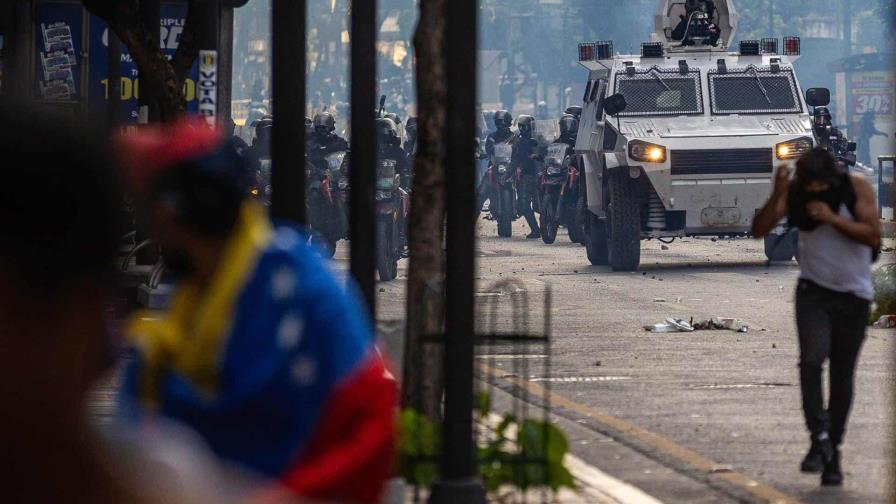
[117,122,396,504]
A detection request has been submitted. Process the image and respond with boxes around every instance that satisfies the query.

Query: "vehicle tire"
[540,193,558,244]
[764,230,797,262]
[497,218,513,238]
[585,211,609,265]
[377,223,399,281]
[569,195,586,244]
[497,187,514,238]
[607,170,641,271]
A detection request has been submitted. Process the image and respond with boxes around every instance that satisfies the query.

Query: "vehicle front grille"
[670,148,773,176]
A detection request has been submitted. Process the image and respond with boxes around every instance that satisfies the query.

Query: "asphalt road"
[370,219,896,504]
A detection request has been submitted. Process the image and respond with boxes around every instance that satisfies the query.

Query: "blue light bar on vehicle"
[783,36,801,56]
[761,38,778,54]
[595,40,614,60]
[739,40,760,56]
[641,42,664,58]
[578,42,595,62]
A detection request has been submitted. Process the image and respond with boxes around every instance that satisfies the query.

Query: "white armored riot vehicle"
[576,0,814,270]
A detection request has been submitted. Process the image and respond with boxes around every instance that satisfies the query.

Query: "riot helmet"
[252,115,273,157]
[517,115,535,139]
[493,110,512,132]
[312,112,336,137]
[376,117,399,148]
[405,117,418,143]
[813,106,832,130]
[559,114,579,139]
[564,105,582,120]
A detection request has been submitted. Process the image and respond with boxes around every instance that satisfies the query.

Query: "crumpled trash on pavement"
[692,317,750,333]
[645,317,749,333]
[644,318,694,333]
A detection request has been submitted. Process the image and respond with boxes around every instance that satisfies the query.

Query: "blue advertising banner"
[35,2,83,102]
[88,3,200,123]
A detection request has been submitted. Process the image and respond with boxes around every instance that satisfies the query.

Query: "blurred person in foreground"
[118,120,396,503]
[752,148,880,486]
[0,106,132,502]
[0,106,230,503]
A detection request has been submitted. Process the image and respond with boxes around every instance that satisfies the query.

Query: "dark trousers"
[795,279,869,445]
[517,174,538,233]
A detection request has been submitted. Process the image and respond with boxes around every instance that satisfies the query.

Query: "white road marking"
[529,376,632,383]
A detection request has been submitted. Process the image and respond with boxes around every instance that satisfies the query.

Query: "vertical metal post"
[429,0,485,501]
[218,4,234,124]
[841,0,853,136]
[107,30,121,132]
[270,0,305,224]
[350,0,377,317]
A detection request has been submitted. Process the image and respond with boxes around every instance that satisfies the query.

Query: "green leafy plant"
[398,394,575,494]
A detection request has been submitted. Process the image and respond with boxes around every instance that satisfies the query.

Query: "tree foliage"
[83,0,207,122]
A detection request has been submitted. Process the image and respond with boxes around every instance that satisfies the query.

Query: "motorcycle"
[335,151,351,239]
[487,142,516,237]
[252,157,273,206]
[375,157,409,281]
[305,151,348,258]
[538,144,582,244]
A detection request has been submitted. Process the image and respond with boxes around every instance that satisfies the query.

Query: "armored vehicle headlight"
[628,140,666,163]
[776,137,812,160]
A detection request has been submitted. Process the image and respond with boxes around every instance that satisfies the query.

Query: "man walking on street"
[752,148,881,486]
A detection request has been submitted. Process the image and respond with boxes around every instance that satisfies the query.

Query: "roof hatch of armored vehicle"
[652,0,737,52]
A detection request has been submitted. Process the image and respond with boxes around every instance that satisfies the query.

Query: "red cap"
[117,118,225,195]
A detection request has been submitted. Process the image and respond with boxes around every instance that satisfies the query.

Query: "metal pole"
[107,30,121,132]
[270,0,305,224]
[218,4,234,124]
[429,0,485,500]
[350,0,377,317]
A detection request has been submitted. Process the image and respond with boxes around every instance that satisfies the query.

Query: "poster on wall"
[88,2,200,124]
[849,71,895,124]
[34,3,82,102]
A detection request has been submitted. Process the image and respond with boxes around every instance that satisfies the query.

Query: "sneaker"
[821,447,842,486]
[801,433,833,473]
[526,230,541,239]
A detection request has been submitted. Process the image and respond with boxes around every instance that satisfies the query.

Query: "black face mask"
[162,249,196,278]
[787,177,844,231]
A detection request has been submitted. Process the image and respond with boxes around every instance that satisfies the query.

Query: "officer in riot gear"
[305,116,313,138]
[376,117,410,190]
[250,115,273,160]
[557,114,579,147]
[307,112,349,171]
[477,110,516,214]
[512,114,542,239]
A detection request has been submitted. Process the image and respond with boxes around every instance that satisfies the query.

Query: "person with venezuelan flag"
[117,120,396,504]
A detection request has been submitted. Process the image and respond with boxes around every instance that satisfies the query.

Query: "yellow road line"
[479,363,805,504]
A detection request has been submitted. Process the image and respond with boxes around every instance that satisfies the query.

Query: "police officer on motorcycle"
[250,115,273,160]
[377,117,410,190]
[512,115,542,239]
[556,114,578,149]
[477,110,515,213]
[307,112,349,170]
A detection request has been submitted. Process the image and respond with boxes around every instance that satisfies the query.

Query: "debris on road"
[692,317,750,333]
[645,317,749,333]
[873,315,896,328]
[644,318,694,333]
[653,297,666,302]
[661,245,669,250]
